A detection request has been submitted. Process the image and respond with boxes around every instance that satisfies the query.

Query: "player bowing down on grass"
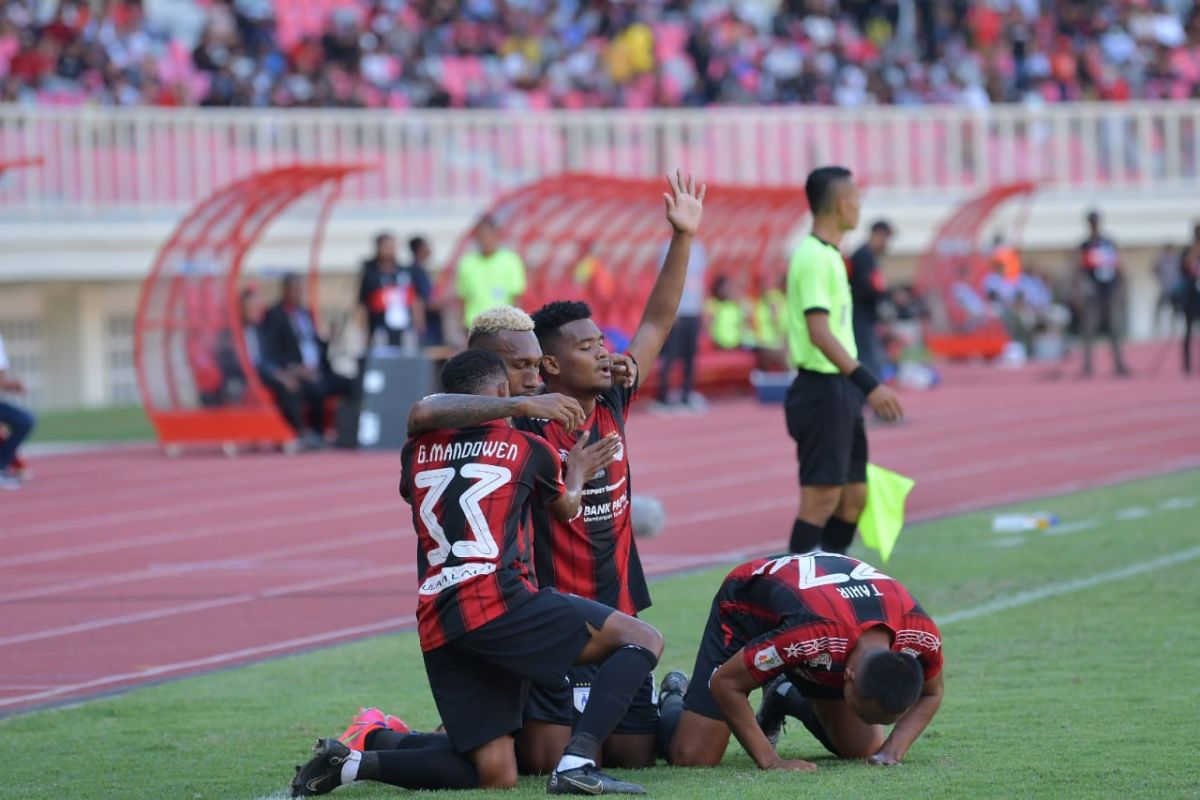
[290,350,661,797]
[402,171,706,773]
[658,552,944,771]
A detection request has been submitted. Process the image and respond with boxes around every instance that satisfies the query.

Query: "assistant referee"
[784,167,904,555]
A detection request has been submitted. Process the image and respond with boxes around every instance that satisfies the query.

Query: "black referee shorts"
[422,590,615,754]
[784,369,867,487]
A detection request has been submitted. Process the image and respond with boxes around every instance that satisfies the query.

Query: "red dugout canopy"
[134,164,368,452]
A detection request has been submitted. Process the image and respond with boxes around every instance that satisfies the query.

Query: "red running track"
[1,346,1197,715]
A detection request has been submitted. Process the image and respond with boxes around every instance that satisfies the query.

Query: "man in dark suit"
[260,273,339,445]
[216,285,310,437]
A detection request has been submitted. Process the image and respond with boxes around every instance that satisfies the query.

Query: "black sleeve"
[412,265,433,302]
[259,307,285,368]
[848,248,876,304]
[398,440,414,503]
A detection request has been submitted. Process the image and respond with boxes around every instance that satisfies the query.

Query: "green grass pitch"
[3,470,1199,799]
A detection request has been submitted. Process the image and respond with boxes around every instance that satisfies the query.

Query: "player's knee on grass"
[471,736,519,789]
[603,733,657,769]
[517,722,571,775]
[668,712,730,767]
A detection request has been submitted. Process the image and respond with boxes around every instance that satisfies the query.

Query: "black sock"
[789,519,823,553]
[364,729,450,751]
[568,645,659,762]
[822,516,856,554]
[656,690,685,762]
[777,681,840,757]
[359,740,479,789]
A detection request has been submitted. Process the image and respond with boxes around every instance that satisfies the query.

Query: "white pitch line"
[939,545,1200,626]
[0,614,415,710]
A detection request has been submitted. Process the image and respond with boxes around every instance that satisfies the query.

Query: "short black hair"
[857,650,924,715]
[375,232,394,249]
[805,166,853,214]
[870,219,894,235]
[531,300,592,354]
[440,349,507,395]
[409,236,428,257]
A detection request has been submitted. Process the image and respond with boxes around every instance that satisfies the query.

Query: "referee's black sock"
[565,644,659,765]
[822,516,857,554]
[359,741,479,789]
[789,519,824,553]
[364,729,450,751]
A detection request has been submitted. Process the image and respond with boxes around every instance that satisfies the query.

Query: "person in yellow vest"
[753,273,790,370]
[455,215,527,331]
[705,275,752,351]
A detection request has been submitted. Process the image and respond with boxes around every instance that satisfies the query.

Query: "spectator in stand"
[359,232,425,349]
[1181,222,1200,375]
[1077,209,1130,377]
[8,0,1200,110]
[848,219,893,380]
[0,328,35,490]
[653,234,708,412]
[260,272,344,447]
[455,216,526,333]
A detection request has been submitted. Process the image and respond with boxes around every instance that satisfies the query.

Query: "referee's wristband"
[848,366,880,396]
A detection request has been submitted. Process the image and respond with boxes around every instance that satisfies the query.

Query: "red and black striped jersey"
[716,553,942,689]
[400,420,565,652]
[514,378,651,615]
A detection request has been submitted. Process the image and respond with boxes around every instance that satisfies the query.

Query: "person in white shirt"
[0,331,36,489]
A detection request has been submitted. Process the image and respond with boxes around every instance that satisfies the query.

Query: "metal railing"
[1,102,1198,218]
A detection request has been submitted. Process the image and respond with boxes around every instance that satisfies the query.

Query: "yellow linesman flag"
[858,464,916,563]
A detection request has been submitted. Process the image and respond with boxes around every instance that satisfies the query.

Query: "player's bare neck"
[545,380,598,418]
[849,625,894,666]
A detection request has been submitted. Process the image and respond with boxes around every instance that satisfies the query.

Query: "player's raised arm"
[709,651,818,773]
[406,392,586,436]
[868,671,944,765]
[625,170,706,374]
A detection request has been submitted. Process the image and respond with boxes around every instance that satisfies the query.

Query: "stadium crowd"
[3,0,1200,109]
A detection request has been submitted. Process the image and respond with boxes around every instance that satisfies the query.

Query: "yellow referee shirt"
[786,235,856,373]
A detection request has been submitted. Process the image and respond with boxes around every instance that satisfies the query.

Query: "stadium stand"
[3,0,1200,109]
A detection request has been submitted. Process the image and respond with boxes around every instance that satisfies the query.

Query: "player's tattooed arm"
[869,671,944,765]
[550,431,621,521]
[710,652,817,773]
[406,393,587,436]
[626,170,706,372]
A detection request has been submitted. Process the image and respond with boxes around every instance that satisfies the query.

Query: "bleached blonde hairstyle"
[468,306,535,346]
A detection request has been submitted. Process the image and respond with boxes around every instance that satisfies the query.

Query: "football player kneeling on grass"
[656,552,943,771]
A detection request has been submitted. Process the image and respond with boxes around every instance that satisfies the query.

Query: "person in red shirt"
[660,552,944,772]
[290,349,660,797]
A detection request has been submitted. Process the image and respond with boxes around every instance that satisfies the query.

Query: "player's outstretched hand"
[866,384,904,422]
[515,393,586,431]
[610,353,638,389]
[765,757,818,773]
[664,169,705,235]
[569,431,621,481]
[866,752,901,766]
